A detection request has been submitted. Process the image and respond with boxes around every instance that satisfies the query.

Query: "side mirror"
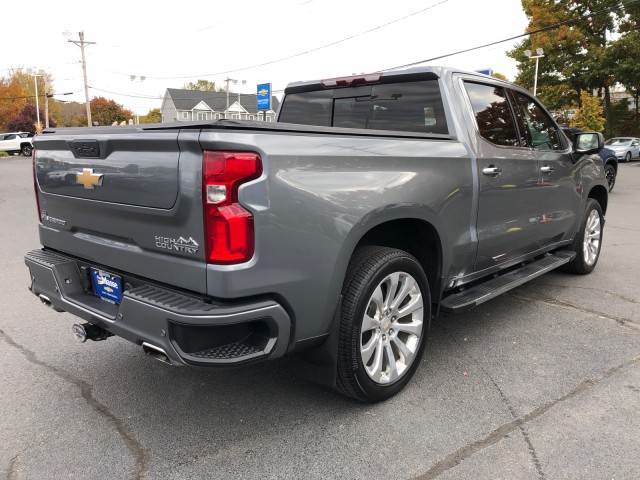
[574,132,604,154]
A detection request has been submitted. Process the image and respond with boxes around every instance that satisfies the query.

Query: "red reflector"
[321,72,382,88]
[202,151,262,264]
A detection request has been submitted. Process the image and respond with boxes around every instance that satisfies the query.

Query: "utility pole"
[68,31,96,127]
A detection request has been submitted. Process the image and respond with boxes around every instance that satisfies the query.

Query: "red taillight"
[32,148,41,221]
[202,151,262,264]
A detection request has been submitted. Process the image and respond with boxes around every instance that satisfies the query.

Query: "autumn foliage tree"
[0,80,27,131]
[90,97,134,126]
[183,79,225,92]
[508,0,632,136]
[142,108,162,123]
[570,92,605,132]
[0,68,61,130]
[7,104,56,135]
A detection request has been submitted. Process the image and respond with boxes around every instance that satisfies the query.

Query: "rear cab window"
[278,76,449,135]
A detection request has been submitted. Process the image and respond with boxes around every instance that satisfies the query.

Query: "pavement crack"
[0,329,150,480]
[508,292,640,331]
[442,327,545,479]
[606,225,640,233]
[532,283,640,306]
[6,451,20,480]
[414,355,640,480]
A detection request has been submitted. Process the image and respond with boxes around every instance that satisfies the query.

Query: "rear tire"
[562,199,603,275]
[336,246,430,402]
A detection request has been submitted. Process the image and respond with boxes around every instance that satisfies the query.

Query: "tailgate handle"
[482,165,502,176]
[73,140,100,158]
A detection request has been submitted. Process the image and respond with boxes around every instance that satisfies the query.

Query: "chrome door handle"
[540,165,554,173]
[482,166,502,176]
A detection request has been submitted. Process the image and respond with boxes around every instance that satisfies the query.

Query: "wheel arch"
[354,218,444,308]
[588,184,608,215]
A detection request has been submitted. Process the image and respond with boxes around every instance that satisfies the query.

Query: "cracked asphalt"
[1,157,639,479]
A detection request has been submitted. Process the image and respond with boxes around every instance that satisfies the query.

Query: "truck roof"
[284,65,511,92]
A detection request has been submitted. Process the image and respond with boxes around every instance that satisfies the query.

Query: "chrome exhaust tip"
[39,294,52,307]
[142,342,172,365]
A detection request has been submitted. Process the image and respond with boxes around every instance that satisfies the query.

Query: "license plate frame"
[90,268,123,304]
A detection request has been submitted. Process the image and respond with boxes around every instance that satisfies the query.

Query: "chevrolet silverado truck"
[25,67,608,402]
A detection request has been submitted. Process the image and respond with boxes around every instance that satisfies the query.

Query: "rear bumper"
[25,249,291,366]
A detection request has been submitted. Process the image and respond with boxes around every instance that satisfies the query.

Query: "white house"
[160,88,280,123]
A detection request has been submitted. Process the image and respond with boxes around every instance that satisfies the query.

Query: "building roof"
[165,88,279,113]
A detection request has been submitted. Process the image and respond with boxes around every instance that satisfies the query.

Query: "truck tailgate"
[33,128,207,293]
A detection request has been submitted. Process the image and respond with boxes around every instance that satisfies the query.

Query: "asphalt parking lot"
[1,157,639,479]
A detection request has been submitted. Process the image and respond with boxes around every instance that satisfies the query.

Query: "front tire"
[21,145,32,157]
[336,246,430,402]
[562,199,603,275]
[604,164,616,192]
[625,152,631,162]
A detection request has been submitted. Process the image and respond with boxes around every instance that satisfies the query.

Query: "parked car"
[561,126,617,192]
[604,137,640,162]
[0,132,33,156]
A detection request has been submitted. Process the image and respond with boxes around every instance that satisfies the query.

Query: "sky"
[2,0,529,116]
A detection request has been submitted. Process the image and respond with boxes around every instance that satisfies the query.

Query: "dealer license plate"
[91,269,123,304]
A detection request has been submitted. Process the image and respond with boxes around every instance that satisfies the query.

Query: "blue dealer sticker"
[91,269,123,304]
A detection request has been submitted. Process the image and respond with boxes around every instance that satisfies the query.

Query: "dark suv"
[561,126,617,192]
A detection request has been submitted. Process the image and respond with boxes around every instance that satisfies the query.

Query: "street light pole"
[44,76,49,129]
[524,48,544,96]
[225,77,237,119]
[31,73,42,132]
[224,78,246,119]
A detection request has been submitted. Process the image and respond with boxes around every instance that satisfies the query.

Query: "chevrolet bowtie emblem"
[76,168,104,189]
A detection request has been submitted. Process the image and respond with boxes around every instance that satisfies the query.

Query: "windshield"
[605,138,631,146]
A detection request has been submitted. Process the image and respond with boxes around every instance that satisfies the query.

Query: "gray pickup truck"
[25,67,608,402]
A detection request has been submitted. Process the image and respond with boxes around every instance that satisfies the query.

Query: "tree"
[0,80,26,131]
[183,79,225,92]
[57,101,87,127]
[90,97,134,126]
[7,104,56,134]
[570,92,605,132]
[491,72,508,81]
[141,108,162,123]
[508,0,628,135]
[0,68,57,131]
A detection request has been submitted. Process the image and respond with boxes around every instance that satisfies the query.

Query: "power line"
[94,0,449,81]
[0,90,82,102]
[88,85,285,101]
[383,0,640,71]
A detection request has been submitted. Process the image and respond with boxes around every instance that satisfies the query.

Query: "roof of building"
[165,88,280,113]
